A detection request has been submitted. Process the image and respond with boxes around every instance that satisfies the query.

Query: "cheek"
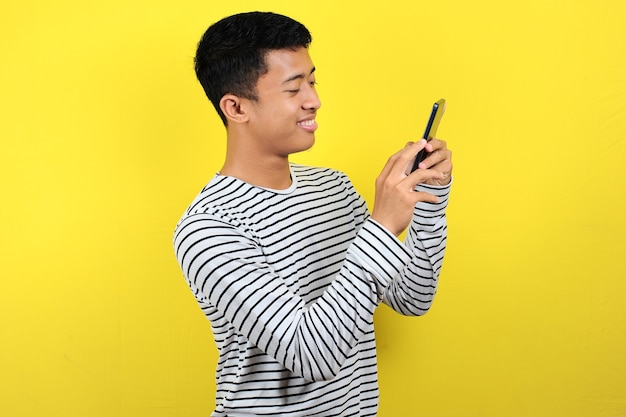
[270,107,297,128]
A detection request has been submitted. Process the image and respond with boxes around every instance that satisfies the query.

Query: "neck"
[221,158,292,190]
[220,138,292,190]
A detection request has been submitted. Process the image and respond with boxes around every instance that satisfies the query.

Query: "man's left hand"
[417,138,453,186]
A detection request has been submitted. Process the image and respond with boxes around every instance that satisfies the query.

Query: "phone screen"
[409,98,446,173]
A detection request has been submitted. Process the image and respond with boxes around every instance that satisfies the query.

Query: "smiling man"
[173,11,453,417]
[218,47,320,189]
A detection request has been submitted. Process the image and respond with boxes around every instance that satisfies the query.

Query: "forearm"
[175,214,410,381]
[383,181,451,315]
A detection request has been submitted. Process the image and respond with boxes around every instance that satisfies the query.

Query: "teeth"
[299,119,314,126]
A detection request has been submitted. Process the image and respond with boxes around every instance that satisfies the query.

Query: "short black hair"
[194,12,312,126]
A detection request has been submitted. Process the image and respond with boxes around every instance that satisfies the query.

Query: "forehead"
[261,47,315,83]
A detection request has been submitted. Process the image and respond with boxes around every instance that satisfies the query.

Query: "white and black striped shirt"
[173,164,449,416]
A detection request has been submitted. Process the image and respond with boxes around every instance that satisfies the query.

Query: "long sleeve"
[175,214,410,381]
[382,180,451,315]
[173,167,416,382]
[173,166,450,415]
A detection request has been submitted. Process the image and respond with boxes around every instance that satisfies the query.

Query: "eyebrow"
[282,67,316,84]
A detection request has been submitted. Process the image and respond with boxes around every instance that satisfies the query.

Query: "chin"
[288,136,315,155]
[300,136,316,152]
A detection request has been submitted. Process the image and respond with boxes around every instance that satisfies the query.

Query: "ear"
[219,94,249,124]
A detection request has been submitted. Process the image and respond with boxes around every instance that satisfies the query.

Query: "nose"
[303,83,321,111]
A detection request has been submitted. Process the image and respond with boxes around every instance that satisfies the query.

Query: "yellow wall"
[2,1,625,416]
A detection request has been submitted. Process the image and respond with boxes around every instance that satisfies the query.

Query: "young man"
[174,11,453,417]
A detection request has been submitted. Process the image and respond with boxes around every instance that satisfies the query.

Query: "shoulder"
[173,175,264,239]
[290,163,352,188]
[184,175,261,215]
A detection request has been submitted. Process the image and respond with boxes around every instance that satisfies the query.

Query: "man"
[174,11,452,416]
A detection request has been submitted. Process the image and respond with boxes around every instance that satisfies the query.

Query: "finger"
[396,140,427,173]
[419,141,452,170]
[413,190,440,204]
[381,140,426,177]
[377,144,407,180]
[417,138,444,169]
[398,140,426,160]
[425,137,447,153]
[419,150,451,170]
[405,167,445,187]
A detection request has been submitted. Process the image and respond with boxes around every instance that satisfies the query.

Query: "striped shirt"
[173,164,449,416]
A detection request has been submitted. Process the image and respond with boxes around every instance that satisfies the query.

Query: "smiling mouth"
[297,118,318,132]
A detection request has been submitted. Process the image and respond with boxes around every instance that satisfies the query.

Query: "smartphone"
[409,98,446,173]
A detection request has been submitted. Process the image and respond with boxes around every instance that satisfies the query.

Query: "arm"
[377,138,453,315]
[383,182,450,315]
[174,212,411,382]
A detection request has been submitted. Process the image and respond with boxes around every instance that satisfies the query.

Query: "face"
[243,47,321,157]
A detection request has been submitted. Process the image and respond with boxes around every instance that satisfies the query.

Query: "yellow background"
[2,0,625,416]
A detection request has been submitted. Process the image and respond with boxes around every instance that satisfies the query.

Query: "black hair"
[194,12,312,126]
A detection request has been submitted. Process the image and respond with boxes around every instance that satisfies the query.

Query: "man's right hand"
[370,140,445,237]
